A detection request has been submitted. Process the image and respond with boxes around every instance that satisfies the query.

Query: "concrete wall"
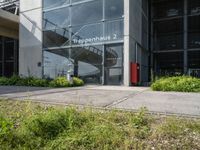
[19,0,43,78]
[0,9,19,39]
[124,0,149,86]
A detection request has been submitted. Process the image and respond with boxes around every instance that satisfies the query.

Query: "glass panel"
[4,41,14,61]
[154,52,183,76]
[43,28,70,48]
[104,44,123,85]
[105,0,124,20]
[71,46,103,84]
[0,63,2,76]
[188,51,200,69]
[71,0,103,26]
[153,0,183,19]
[44,0,70,9]
[43,7,70,30]
[105,45,123,68]
[71,23,103,45]
[44,49,70,79]
[188,16,200,49]
[104,20,124,42]
[188,0,200,15]
[154,18,183,50]
[0,43,2,61]
[104,68,123,85]
[4,62,14,77]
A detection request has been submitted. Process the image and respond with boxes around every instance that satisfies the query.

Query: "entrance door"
[104,44,123,85]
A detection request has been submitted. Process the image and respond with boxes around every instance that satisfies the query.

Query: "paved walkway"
[0,85,200,117]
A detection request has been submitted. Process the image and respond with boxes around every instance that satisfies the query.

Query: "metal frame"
[42,0,124,85]
[151,0,200,77]
[0,36,18,76]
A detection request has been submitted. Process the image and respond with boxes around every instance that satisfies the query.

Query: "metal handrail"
[0,0,19,15]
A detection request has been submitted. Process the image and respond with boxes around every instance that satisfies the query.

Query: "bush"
[151,76,200,92]
[49,77,71,88]
[73,77,84,86]
[0,76,84,88]
[0,77,10,85]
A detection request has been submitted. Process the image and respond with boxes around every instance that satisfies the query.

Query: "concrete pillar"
[123,0,131,86]
[19,0,43,78]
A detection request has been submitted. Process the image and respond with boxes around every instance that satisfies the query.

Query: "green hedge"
[0,76,84,88]
[151,76,200,92]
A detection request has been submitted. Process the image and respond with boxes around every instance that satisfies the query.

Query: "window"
[71,23,103,45]
[44,49,70,79]
[153,0,183,19]
[188,51,200,69]
[154,52,184,76]
[0,43,2,61]
[43,7,70,30]
[71,0,103,26]
[188,0,200,15]
[43,28,70,48]
[104,20,124,42]
[44,0,70,9]
[188,16,200,49]
[105,0,124,20]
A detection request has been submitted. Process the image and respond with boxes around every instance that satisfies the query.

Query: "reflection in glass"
[44,0,70,9]
[43,7,70,30]
[105,20,124,42]
[44,49,70,79]
[71,46,103,84]
[42,0,125,84]
[43,28,70,48]
[105,0,124,19]
[71,0,103,26]
[72,23,103,45]
[104,44,123,85]
[188,0,200,15]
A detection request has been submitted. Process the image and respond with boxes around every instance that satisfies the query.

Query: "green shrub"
[49,77,71,87]
[151,76,200,92]
[27,78,49,87]
[73,77,84,86]
[0,77,10,85]
[0,76,84,87]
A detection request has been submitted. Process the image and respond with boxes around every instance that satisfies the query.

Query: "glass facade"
[0,36,18,77]
[43,0,124,85]
[151,0,200,77]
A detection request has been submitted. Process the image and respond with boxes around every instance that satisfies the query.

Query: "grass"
[0,100,200,150]
[151,76,200,92]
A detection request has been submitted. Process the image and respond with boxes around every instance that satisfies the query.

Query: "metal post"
[183,0,188,74]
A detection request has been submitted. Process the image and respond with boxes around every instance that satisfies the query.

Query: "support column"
[123,0,130,86]
[183,0,188,74]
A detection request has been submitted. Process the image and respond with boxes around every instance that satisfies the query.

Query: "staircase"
[0,0,19,15]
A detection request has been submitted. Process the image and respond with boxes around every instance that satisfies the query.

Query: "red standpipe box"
[131,63,140,85]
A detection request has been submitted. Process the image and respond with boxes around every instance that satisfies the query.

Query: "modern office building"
[0,0,200,86]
